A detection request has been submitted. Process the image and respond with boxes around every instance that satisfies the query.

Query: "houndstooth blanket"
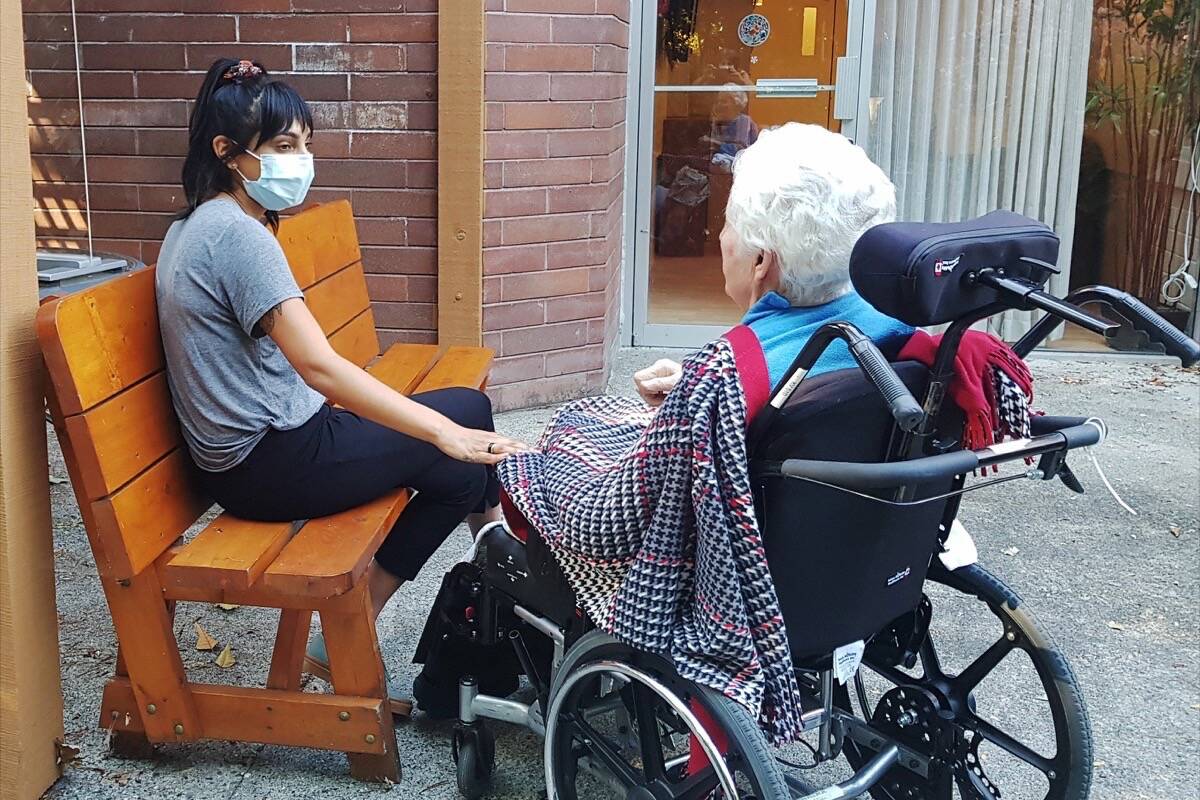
[496,335,805,744]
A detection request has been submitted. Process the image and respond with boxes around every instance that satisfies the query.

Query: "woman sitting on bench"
[155,58,525,707]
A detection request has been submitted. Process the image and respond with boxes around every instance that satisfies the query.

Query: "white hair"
[718,83,749,112]
[724,122,896,306]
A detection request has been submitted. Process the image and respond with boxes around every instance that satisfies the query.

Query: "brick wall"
[24,0,441,348]
[23,0,630,408]
[481,0,629,410]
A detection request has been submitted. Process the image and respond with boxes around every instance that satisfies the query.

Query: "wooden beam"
[0,0,66,795]
[437,0,485,346]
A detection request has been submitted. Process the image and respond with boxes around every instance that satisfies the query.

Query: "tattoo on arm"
[253,303,283,338]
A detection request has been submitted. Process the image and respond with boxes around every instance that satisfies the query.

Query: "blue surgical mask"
[236,151,314,211]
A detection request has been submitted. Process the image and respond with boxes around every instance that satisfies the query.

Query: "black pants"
[197,388,501,581]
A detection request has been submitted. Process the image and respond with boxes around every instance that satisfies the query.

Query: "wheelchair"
[416,213,1200,800]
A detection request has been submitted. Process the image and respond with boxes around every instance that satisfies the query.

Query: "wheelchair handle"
[770,321,924,433]
[765,419,1104,491]
[1013,285,1200,366]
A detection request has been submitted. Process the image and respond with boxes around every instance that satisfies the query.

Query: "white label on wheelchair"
[939,518,979,570]
[833,640,865,686]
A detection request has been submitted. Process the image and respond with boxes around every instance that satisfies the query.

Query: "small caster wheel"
[452,721,495,799]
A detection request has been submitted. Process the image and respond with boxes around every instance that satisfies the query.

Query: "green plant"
[1086,0,1199,304]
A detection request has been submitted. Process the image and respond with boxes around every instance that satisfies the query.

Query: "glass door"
[631,0,875,347]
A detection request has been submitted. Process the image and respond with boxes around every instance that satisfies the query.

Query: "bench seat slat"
[366,343,440,394]
[163,515,300,593]
[261,487,408,598]
[412,346,495,393]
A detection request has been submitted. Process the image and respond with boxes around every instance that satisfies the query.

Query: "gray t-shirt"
[156,198,325,472]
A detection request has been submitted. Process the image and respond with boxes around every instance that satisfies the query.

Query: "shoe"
[304,633,413,718]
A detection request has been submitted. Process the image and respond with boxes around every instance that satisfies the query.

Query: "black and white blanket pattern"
[496,337,805,744]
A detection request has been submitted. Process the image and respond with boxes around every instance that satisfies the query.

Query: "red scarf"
[899,330,1033,451]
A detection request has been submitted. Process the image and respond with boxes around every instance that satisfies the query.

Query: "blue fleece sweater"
[742,290,914,389]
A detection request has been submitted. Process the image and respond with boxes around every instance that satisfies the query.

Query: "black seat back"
[753,363,956,661]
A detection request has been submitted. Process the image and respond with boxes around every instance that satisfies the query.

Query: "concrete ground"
[42,350,1198,800]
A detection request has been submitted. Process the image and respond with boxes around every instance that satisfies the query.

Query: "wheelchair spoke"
[953,635,1015,694]
[970,715,1056,775]
[631,682,668,780]
[569,713,643,788]
[919,634,946,681]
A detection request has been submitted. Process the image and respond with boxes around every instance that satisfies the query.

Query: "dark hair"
[179,58,313,229]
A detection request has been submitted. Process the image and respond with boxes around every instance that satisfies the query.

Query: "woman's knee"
[431,387,495,432]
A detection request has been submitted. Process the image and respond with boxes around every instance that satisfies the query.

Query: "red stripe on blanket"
[723,324,770,425]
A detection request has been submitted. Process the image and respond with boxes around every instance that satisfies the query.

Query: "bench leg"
[319,584,401,783]
[267,609,312,691]
[107,646,155,759]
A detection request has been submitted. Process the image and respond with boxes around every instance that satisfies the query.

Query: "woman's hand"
[633,359,683,407]
[435,424,529,465]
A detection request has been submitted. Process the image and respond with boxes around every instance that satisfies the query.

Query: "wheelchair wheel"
[453,721,496,799]
[545,631,790,800]
[836,563,1092,800]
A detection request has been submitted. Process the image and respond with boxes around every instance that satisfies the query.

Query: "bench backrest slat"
[37,201,381,581]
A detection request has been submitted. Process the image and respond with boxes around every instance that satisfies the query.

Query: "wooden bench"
[36,200,493,783]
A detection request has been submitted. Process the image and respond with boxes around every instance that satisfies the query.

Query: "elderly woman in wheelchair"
[415,123,1200,800]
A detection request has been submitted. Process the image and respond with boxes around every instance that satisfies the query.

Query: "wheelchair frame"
[444,279,1200,800]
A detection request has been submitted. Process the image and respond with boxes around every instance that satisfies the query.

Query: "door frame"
[621,0,878,347]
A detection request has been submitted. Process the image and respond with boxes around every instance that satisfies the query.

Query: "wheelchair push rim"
[835,563,1093,800]
[544,633,790,800]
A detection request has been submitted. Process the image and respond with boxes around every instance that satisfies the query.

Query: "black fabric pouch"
[849,210,1060,327]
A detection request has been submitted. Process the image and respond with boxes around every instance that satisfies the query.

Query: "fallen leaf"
[1191,704,1200,711]
[1106,621,1125,631]
[1002,546,1020,556]
[215,644,236,668]
[193,622,217,652]
[1093,759,1106,768]
[48,475,69,485]
[1169,525,1182,538]
[55,740,80,766]
[215,603,240,611]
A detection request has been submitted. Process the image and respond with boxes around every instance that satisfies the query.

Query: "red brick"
[21,14,73,41]
[278,73,350,101]
[408,43,438,72]
[291,0,411,10]
[407,218,436,247]
[26,70,135,99]
[73,13,235,42]
[406,101,437,130]
[356,217,408,246]
[504,44,593,73]
[187,44,291,72]
[295,44,404,72]
[379,329,437,347]
[551,16,627,46]
[348,13,437,43]
[549,73,622,102]
[372,301,436,329]
[501,266,590,301]
[352,73,436,102]
[483,219,502,247]
[486,13,552,43]
[548,183,608,213]
[502,321,588,355]
[364,274,408,302]
[34,181,140,211]
[503,157,591,188]
[29,126,136,156]
[505,0,595,12]
[85,99,186,127]
[483,244,548,274]
[240,15,349,44]
[484,277,502,304]
[182,0,285,10]
[63,154,182,183]
[484,300,546,331]
[80,42,185,70]
[593,44,627,73]
[485,131,549,160]
[138,185,186,212]
[508,102,594,131]
[485,188,548,219]
[23,42,74,70]
[548,238,606,268]
[593,99,625,128]
[485,43,505,71]
[347,102,411,130]
[545,291,607,323]
[502,213,590,246]
[350,131,435,159]
[485,73,550,102]
[489,373,595,412]
[352,188,436,217]
[545,343,604,376]
[484,161,503,189]
[596,0,631,21]
[85,210,174,240]
[316,158,406,188]
[547,127,621,158]
[136,128,187,155]
[362,245,436,275]
[486,102,505,131]
[406,160,436,188]
[488,353,547,386]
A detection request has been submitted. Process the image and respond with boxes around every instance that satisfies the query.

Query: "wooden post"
[436,0,485,347]
[0,2,67,798]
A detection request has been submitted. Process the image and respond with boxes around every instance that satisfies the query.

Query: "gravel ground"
[41,350,1198,800]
